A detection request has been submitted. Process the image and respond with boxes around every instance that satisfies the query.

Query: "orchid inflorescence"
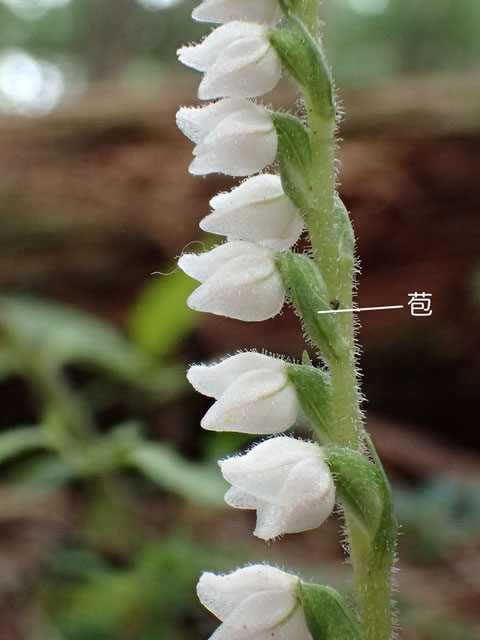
[175,1,399,639]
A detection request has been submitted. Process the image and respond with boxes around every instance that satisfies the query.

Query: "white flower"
[219,437,335,540]
[178,241,285,322]
[187,351,298,434]
[197,565,312,640]
[176,98,277,176]
[192,0,283,25]
[178,22,282,100]
[201,174,304,251]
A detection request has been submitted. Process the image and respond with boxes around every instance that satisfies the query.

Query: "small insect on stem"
[330,299,340,310]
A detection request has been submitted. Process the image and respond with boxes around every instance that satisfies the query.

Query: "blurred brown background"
[0,1,479,639]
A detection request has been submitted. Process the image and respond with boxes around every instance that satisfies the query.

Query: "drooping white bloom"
[201,174,304,251]
[192,0,283,25]
[219,437,335,540]
[178,22,282,100]
[176,98,277,176]
[187,351,299,434]
[178,241,285,322]
[197,565,312,640]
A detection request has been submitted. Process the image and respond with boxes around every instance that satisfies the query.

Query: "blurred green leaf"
[0,295,184,395]
[11,455,78,489]
[0,345,21,382]
[128,442,226,509]
[0,425,47,465]
[37,534,239,640]
[129,269,199,358]
[129,271,201,357]
[129,236,219,358]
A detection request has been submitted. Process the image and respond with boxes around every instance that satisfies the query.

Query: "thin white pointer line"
[317,305,404,315]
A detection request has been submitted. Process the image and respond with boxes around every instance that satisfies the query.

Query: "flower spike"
[175,0,400,636]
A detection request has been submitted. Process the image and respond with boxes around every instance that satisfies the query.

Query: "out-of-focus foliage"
[330,0,480,83]
[128,237,217,359]
[0,294,180,391]
[0,0,479,115]
[37,535,240,640]
[401,602,480,640]
[129,269,199,358]
[395,477,480,563]
[0,294,224,506]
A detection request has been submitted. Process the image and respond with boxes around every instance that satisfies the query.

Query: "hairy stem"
[298,2,395,638]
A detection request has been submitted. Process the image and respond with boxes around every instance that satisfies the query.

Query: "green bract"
[333,196,355,275]
[298,583,363,640]
[287,363,334,443]
[269,24,336,120]
[326,445,398,560]
[271,112,313,213]
[276,251,349,362]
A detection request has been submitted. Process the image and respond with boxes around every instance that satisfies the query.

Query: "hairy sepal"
[297,582,362,640]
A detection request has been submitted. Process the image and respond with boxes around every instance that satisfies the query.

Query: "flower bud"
[197,564,311,640]
[192,0,282,25]
[187,351,299,434]
[178,22,282,100]
[200,174,304,251]
[219,437,335,539]
[176,98,277,176]
[178,241,285,321]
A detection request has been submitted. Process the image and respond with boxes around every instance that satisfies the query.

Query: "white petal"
[214,590,297,638]
[197,30,282,99]
[197,565,297,622]
[192,0,283,25]
[178,240,271,283]
[187,351,286,398]
[219,437,335,540]
[210,174,284,211]
[201,174,303,250]
[188,101,277,176]
[220,438,320,503]
[254,463,335,539]
[263,607,312,640]
[187,253,284,321]
[201,369,298,433]
[178,22,266,72]
[224,485,261,509]
[176,98,250,143]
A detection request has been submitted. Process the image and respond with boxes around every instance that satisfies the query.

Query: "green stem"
[303,101,361,451]
[295,2,396,638]
[346,519,395,640]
